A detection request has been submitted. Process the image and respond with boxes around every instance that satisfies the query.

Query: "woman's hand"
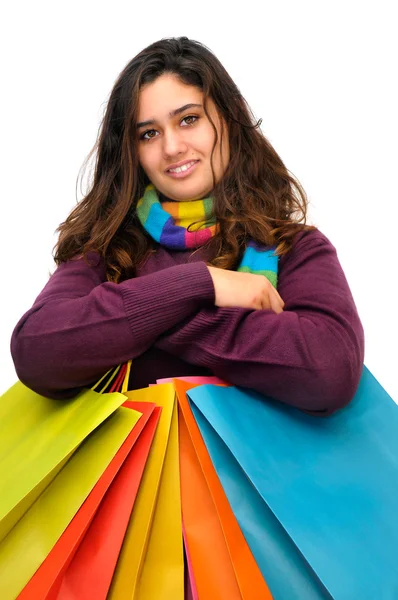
[207,266,285,313]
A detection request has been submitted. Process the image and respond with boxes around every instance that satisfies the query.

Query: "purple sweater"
[10,229,365,416]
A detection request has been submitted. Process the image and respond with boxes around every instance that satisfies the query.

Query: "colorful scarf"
[137,184,279,287]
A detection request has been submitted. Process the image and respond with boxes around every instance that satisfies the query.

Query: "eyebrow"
[136,103,203,130]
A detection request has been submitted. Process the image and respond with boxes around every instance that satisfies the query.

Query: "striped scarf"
[137,184,279,287]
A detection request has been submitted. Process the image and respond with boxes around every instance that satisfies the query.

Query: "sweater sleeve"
[10,254,215,399]
[155,230,365,415]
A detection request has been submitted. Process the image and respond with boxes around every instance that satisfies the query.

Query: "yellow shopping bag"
[0,404,142,600]
[0,379,127,544]
[109,382,184,600]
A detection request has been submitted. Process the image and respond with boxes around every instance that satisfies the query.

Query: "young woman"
[10,37,364,416]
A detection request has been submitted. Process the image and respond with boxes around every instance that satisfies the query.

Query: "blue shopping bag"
[187,366,398,600]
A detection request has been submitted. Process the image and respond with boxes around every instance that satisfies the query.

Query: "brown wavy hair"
[53,36,316,283]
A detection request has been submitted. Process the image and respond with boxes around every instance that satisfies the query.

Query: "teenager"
[11,37,364,416]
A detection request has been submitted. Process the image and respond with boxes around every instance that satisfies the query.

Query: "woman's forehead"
[137,74,209,121]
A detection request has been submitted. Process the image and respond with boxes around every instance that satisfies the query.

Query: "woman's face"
[136,73,230,201]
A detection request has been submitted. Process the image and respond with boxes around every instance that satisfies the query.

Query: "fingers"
[270,293,284,314]
[260,285,285,313]
[272,287,285,313]
[208,267,285,313]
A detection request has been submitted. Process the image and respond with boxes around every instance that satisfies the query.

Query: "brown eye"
[140,115,199,142]
[140,129,158,141]
[182,115,198,126]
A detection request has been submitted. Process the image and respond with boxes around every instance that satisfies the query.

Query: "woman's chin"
[158,187,211,202]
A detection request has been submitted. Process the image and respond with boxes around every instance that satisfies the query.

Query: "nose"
[162,127,188,158]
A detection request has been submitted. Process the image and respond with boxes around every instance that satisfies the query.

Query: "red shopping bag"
[53,403,161,600]
[17,402,158,600]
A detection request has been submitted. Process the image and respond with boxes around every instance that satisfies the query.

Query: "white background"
[1,1,397,402]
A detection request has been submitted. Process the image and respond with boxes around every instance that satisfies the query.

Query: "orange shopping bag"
[179,408,242,598]
[175,378,273,600]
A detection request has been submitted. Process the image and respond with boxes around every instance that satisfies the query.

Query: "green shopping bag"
[0,373,127,543]
[0,405,142,600]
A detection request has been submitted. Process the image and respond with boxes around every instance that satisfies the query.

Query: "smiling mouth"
[167,160,199,173]
[166,160,200,178]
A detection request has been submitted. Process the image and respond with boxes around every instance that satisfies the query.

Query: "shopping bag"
[50,403,161,600]
[175,379,273,600]
[108,383,184,600]
[135,387,183,600]
[0,381,127,543]
[179,404,242,598]
[190,401,329,600]
[16,401,157,600]
[187,365,398,600]
[0,404,141,600]
[182,524,198,600]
